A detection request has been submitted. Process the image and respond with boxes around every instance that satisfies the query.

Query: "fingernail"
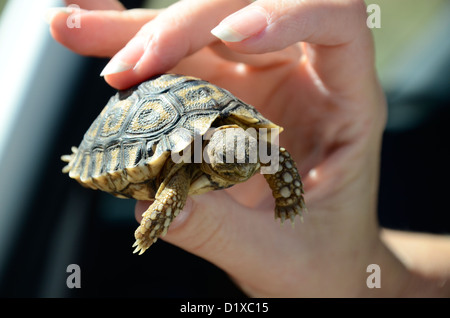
[100,59,134,77]
[100,36,147,77]
[211,6,268,42]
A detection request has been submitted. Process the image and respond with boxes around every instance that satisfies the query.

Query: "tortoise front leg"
[263,147,306,225]
[133,165,191,255]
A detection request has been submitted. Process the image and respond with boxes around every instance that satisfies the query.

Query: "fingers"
[50,0,375,95]
[100,0,250,89]
[49,9,159,57]
[211,0,376,94]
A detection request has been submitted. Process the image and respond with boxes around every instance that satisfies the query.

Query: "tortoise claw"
[133,165,190,255]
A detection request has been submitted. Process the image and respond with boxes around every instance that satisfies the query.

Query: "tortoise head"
[201,126,260,183]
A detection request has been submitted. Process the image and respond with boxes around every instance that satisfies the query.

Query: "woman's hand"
[49,0,450,297]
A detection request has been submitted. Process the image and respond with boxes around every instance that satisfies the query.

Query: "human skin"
[48,0,450,297]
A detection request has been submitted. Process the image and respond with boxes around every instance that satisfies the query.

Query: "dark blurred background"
[0,0,448,297]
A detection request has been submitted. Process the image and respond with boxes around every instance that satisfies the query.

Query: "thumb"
[135,190,288,283]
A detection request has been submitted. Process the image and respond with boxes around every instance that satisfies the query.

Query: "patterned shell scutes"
[67,74,277,195]
[65,74,280,197]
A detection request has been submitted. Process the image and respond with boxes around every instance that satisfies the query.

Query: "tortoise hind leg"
[263,147,306,226]
[133,165,191,255]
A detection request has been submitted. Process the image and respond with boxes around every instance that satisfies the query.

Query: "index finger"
[101,0,250,89]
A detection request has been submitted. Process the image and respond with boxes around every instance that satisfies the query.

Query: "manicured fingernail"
[100,36,147,76]
[211,6,268,42]
[100,59,134,77]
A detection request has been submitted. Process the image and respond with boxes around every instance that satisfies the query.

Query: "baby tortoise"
[62,74,305,254]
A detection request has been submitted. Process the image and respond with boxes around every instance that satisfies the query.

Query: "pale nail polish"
[211,6,268,42]
[211,24,248,42]
[100,59,134,77]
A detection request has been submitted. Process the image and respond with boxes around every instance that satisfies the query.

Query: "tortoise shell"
[63,74,279,200]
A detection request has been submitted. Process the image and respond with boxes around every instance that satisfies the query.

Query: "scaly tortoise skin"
[62,74,305,254]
